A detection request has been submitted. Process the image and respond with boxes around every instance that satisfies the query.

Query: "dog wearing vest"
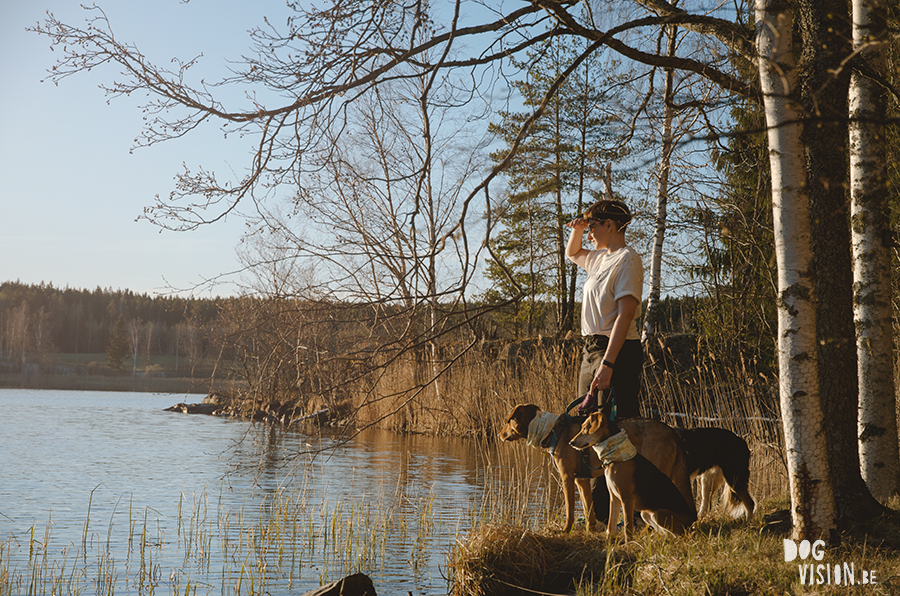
[570,400,697,540]
[499,403,696,534]
[498,404,600,532]
[675,427,755,519]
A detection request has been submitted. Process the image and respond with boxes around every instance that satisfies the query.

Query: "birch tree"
[755,0,836,538]
[849,0,900,502]
[642,25,677,344]
[126,318,144,374]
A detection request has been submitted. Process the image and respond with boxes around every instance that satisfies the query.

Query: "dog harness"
[526,410,596,477]
[592,430,637,468]
[526,411,560,449]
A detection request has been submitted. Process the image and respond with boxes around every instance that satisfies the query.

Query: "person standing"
[565,199,644,418]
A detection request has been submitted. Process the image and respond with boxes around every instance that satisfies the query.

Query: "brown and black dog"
[570,401,697,540]
[499,404,600,532]
[675,427,755,519]
[500,403,696,534]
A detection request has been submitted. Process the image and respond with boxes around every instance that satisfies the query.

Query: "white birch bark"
[755,0,836,538]
[642,27,677,345]
[849,0,900,502]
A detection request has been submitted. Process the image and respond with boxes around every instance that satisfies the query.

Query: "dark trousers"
[577,335,643,418]
[578,335,643,523]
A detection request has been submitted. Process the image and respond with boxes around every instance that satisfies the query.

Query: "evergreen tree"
[106,315,128,370]
[484,36,632,336]
[689,98,777,371]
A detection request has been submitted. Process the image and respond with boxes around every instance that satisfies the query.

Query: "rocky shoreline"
[164,391,332,426]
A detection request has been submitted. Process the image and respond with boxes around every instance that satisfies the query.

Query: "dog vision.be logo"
[784,540,878,586]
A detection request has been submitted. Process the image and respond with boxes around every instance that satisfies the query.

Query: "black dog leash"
[562,388,619,476]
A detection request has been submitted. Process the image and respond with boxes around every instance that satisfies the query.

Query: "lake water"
[0,389,551,595]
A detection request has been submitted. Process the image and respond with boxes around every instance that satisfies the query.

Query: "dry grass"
[371,341,900,595]
[354,341,787,520]
[429,343,900,596]
[354,341,584,436]
[450,501,900,596]
[449,525,634,596]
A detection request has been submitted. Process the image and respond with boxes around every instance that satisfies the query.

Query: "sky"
[0,0,685,301]
[0,0,296,296]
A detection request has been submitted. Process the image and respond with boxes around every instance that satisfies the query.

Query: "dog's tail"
[722,444,755,518]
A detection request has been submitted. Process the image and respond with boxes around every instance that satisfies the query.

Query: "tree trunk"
[849,0,900,502]
[642,26,677,345]
[795,0,887,526]
[756,0,836,539]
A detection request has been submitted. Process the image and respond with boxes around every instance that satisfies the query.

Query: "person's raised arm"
[565,218,590,269]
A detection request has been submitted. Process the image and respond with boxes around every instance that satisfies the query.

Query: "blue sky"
[1,0,295,296]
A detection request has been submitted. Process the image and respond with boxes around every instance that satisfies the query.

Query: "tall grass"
[356,341,788,513]
[0,480,450,596]
[437,347,900,596]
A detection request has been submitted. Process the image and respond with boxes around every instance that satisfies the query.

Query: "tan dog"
[570,402,697,540]
[499,404,600,532]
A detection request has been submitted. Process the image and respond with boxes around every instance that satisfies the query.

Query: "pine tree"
[106,315,128,370]
[484,36,631,336]
[690,99,777,370]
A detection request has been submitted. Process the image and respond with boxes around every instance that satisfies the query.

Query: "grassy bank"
[452,411,898,596]
[388,345,895,595]
[450,500,900,596]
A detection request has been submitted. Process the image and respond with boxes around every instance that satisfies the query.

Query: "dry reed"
[355,340,788,514]
[448,525,634,596]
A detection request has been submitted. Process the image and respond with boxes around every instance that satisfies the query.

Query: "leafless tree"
[143,320,156,369]
[125,318,144,373]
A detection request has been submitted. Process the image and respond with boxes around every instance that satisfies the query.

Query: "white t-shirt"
[581,246,643,338]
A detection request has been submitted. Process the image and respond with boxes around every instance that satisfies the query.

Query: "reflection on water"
[0,389,553,595]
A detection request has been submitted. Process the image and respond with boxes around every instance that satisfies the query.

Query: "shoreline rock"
[299,573,376,596]
[164,391,333,426]
[163,402,222,415]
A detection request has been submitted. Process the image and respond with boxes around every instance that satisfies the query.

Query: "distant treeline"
[0,280,728,359]
[0,279,758,387]
[0,281,221,364]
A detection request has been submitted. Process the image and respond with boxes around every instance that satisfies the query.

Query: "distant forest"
[0,281,221,366]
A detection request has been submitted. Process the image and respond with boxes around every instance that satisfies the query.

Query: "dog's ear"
[508,404,539,431]
[583,411,599,433]
[501,404,536,441]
